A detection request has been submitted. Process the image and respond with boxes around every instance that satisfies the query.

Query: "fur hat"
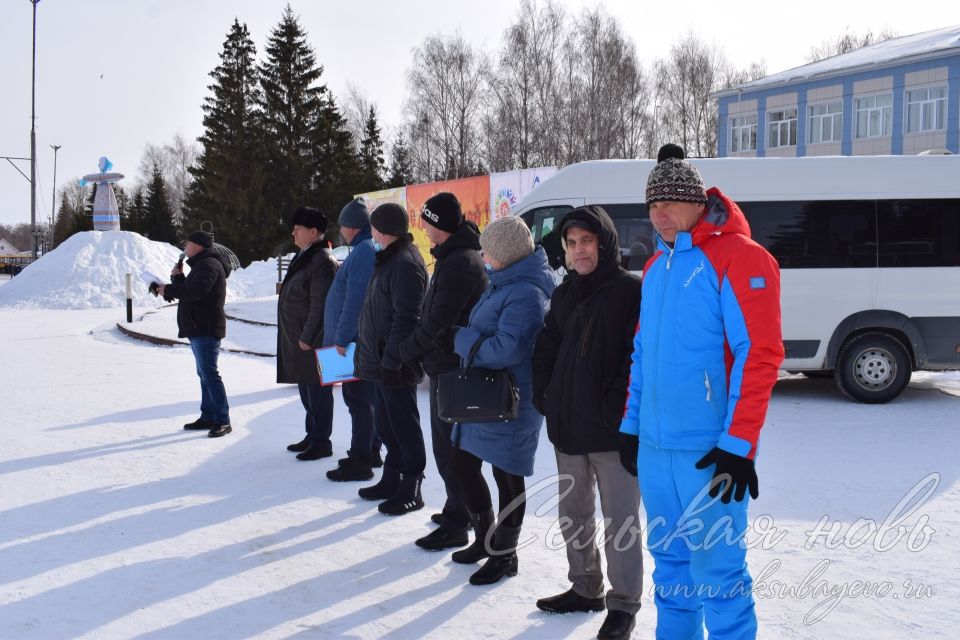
[421,192,463,233]
[646,144,707,205]
[479,216,534,268]
[370,203,409,237]
[187,230,213,248]
[290,207,327,231]
[338,199,370,229]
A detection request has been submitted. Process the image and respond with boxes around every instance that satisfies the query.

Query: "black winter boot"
[326,457,374,482]
[451,509,495,564]
[287,437,311,452]
[415,521,469,551]
[378,473,425,516]
[469,523,521,585]
[184,418,215,431]
[358,467,400,501]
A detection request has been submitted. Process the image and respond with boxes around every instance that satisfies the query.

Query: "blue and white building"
[716,25,960,157]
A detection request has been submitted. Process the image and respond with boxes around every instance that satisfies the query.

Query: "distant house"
[0,238,20,255]
[715,25,960,157]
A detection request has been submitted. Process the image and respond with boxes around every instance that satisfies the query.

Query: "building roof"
[0,237,21,253]
[716,24,960,98]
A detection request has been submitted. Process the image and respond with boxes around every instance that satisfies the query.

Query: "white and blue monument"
[81,157,124,231]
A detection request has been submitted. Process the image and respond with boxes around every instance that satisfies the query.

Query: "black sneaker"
[184,418,215,431]
[597,610,636,640]
[536,589,606,614]
[208,424,232,438]
[378,473,424,516]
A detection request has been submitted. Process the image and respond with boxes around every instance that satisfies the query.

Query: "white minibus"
[513,155,960,403]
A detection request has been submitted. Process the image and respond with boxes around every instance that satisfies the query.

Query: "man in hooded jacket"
[159,230,233,438]
[532,206,643,640]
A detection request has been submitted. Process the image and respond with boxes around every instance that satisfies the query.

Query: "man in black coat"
[277,207,339,461]
[158,230,233,438]
[532,206,643,640]
[398,192,488,551]
[355,203,429,516]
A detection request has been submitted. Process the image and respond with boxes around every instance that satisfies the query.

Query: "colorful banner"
[406,176,491,268]
[489,166,558,219]
[354,186,407,215]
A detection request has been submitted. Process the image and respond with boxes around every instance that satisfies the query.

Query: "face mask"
[484,262,494,273]
[373,241,383,252]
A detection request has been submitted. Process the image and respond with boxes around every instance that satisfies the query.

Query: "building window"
[729,114,757,153]
[808,102,842,144]
[906,86,947,133]
[855,94,893,138]
[767,108,798,148]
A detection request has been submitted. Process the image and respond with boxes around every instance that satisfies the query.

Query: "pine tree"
[309,92,361,227]
[125,187,147,236]
[357,106,386,191]
[386,135,414,188]
[258,5,324,242]
[142,164,178,243]
[184,19,268,265]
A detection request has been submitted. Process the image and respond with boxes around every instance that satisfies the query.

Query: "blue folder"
[315,343,359,386]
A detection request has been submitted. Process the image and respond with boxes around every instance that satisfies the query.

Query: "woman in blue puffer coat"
[445,216,555,586]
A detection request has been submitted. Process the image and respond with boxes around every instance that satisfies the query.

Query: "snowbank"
[0,231,290,310]
[0,230,182,310]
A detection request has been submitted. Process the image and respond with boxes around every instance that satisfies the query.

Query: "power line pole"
[30,0,40,259]
[49,144,60,251]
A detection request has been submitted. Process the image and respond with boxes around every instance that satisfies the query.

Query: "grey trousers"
[555,449,643,614]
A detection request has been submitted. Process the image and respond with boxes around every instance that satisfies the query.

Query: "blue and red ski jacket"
[620,187,784,460]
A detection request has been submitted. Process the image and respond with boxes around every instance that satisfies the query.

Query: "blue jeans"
[189,337,230,424]
[638,443,756,640]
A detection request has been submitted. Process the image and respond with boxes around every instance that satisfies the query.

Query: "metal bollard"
[125,273,133,323]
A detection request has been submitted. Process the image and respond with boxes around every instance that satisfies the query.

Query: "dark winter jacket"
[533,206,641,455]
[322,227,375,348]
[277,241,339,384]
[163,248,232,339]
[355,235,428,385]
[398,222,488,376]
[452,247,555,477]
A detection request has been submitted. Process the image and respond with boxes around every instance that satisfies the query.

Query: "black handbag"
[436,335,520,424]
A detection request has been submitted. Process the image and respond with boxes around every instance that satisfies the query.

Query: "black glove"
[694,447,758,503]
[380,366,404,387]
[618,433,639,477]
[433,326,458,353]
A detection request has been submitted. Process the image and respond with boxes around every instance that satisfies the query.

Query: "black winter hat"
[187,230,213,248]
[370,203,409,237]
[421,192,463,233]
[290,207,327,231]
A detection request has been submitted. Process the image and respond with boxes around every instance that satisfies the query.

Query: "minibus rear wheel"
[834,332,911,404]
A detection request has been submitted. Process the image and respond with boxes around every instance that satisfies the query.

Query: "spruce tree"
[309,92,360,226]
[357,106,386,191]
[143,164,178,243]
[184,19,268,265]
[386,135,414,188]
[259,5,323,242]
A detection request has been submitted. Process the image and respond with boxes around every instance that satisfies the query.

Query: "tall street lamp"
[29,0,41,259]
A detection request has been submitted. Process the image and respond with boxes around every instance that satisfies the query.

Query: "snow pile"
[0,230,182,310]
[228,257,281,299]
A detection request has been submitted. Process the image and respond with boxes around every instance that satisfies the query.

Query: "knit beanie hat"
[290,207,327,231]
[421,192,463,233]
[338,199,370,229]
[479,216,535,268]
[187,230,213,248]
[370,203,409,237]
[646,144,707,205]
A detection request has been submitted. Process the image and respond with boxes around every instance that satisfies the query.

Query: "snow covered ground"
[1,306,958,639]
[1,232,958,638]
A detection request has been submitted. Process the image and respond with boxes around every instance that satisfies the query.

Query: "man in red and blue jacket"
[620,144,783,640]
